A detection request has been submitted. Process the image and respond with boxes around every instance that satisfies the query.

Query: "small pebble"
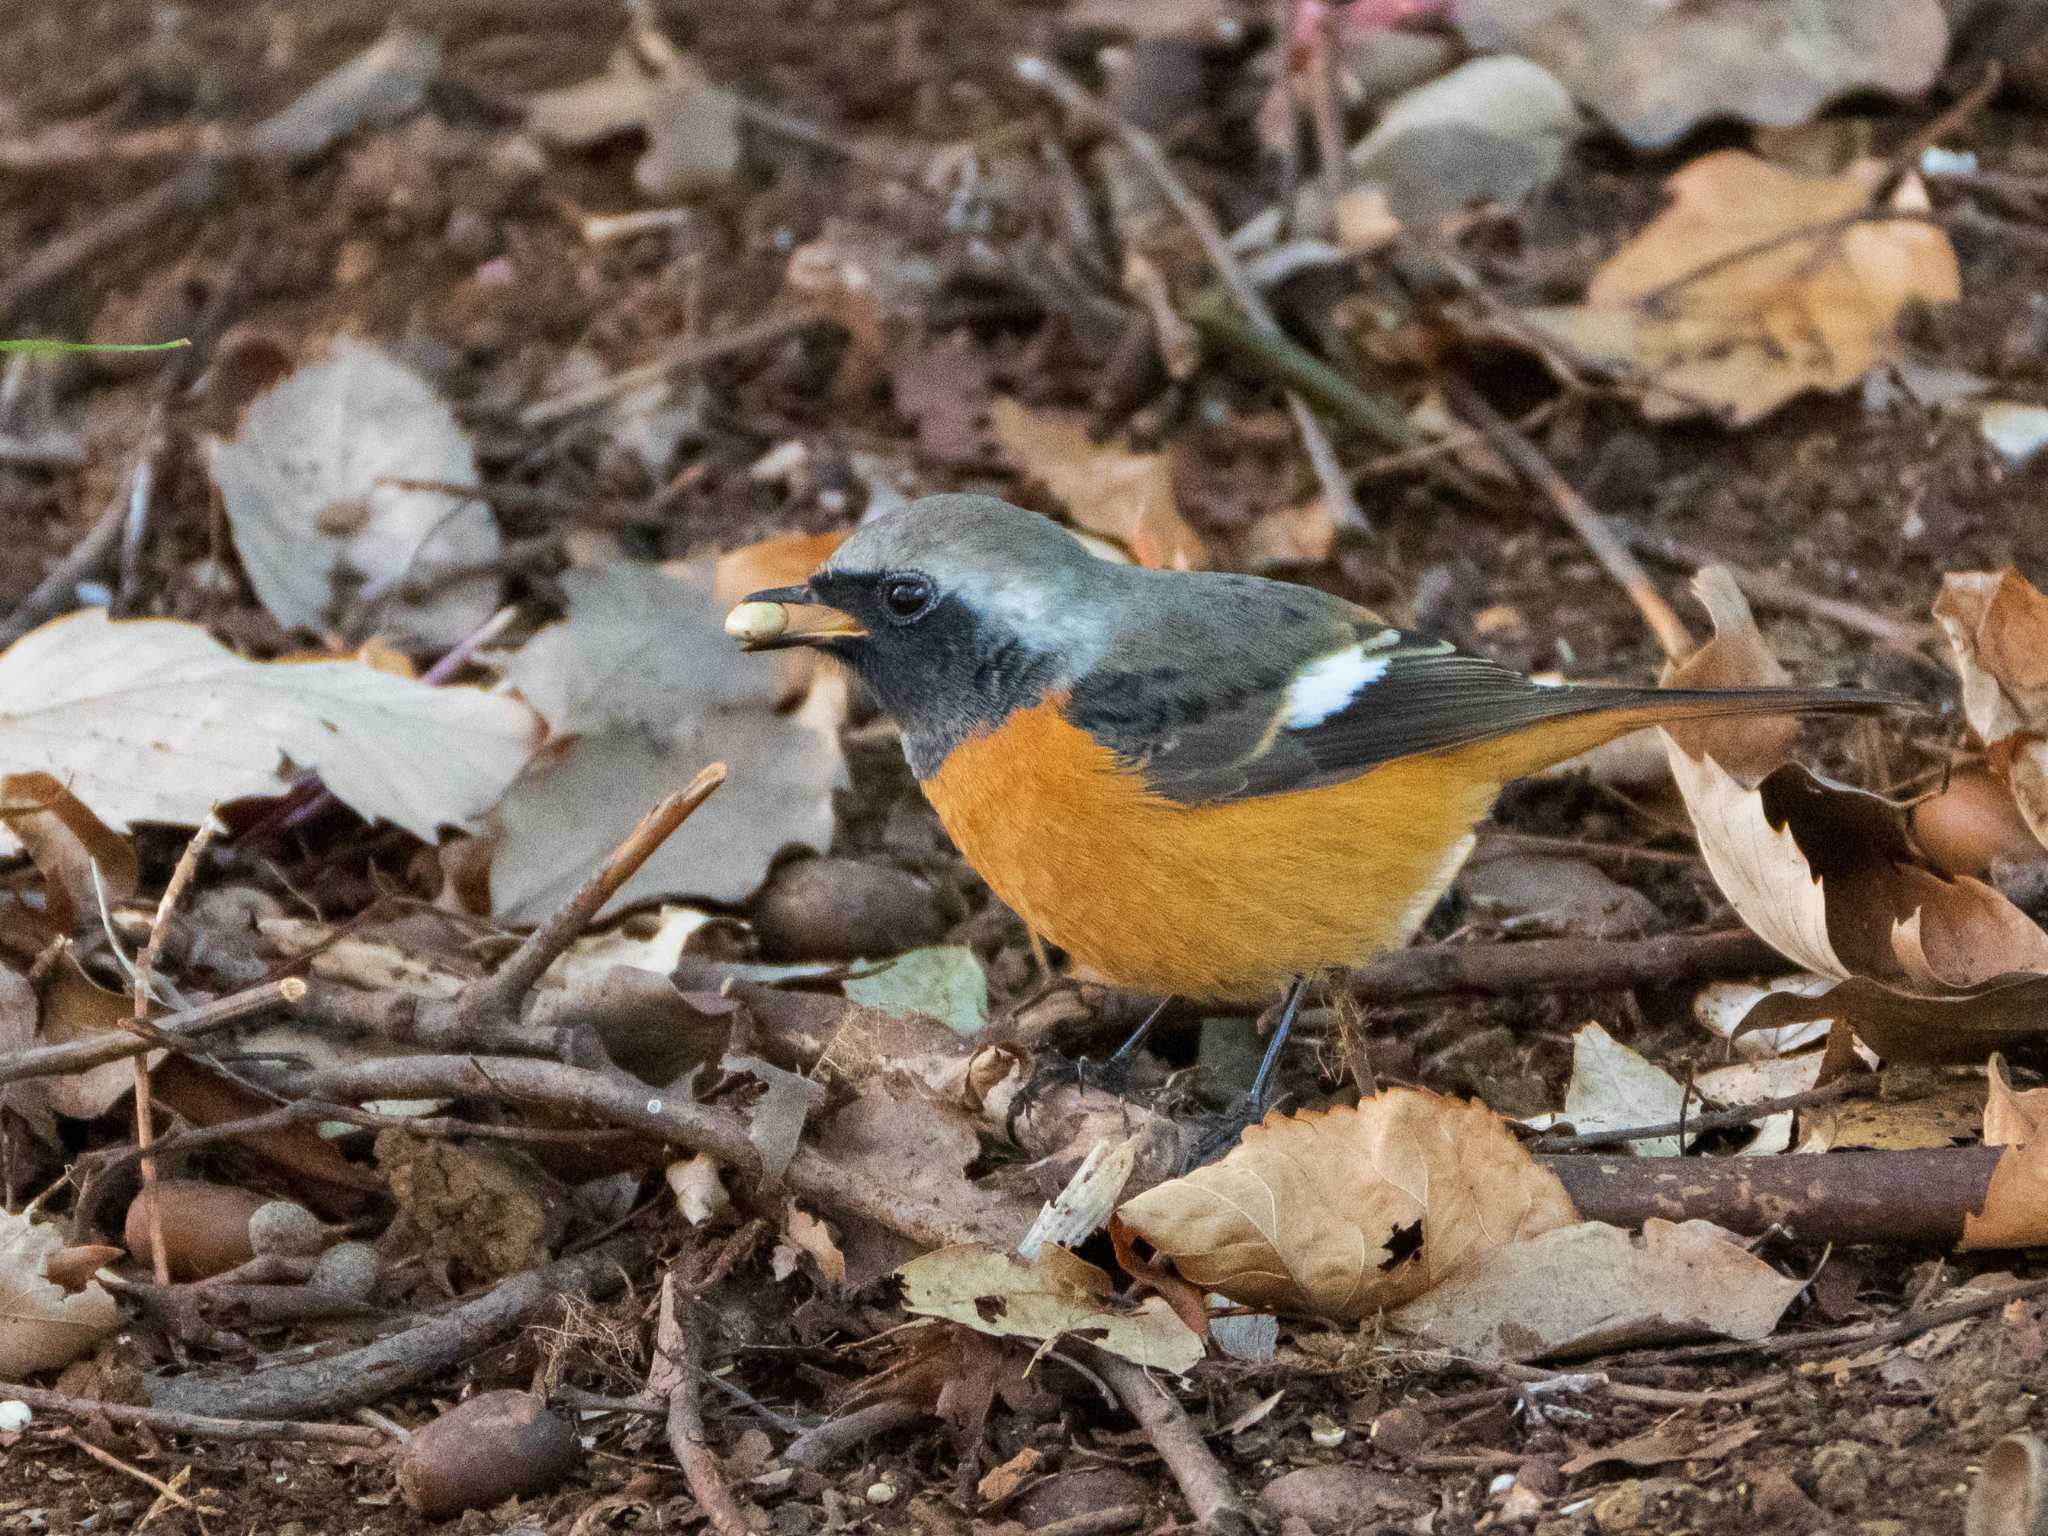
[0,1400,32,1432]
[865,1481,898,1506]
[1309,1414,1346,1448]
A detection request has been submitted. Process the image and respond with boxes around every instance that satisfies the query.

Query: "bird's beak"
[724,585,867,651]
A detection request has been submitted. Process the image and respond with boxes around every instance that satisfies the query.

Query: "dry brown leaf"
[1559,1422,1762,1477]
[0,1205,120,1377]
[1669,743,2048,1062]
[1660,567,1800,777]
[896,1242,1205,1373]
[0,611,538,855]
[1935,568,2048,855]
[783,1206,847,1289]
[1115,1090,1577,1321]
[1519,152,1959,424]
[989,399,1208,569]
[1387,1218,1804,1360]
[37,953,154,1121]
[0,772,138,939]
[1985,1057,2048,1148]
[487,560,845,920]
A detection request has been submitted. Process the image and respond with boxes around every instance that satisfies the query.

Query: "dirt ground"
[2,1,2045,1533]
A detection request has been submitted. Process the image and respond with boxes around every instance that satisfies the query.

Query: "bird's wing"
[1066,609,1595,806]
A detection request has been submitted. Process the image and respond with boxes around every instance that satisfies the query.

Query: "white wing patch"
[1283,644,1390,730]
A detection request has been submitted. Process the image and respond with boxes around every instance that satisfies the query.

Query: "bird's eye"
[880,575,934,622]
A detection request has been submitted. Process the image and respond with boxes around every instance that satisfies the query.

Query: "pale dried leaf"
[207,338,499,648]
[527,49,739,198]
[1388,1218,1804,1360]
[0,610,537,854]
[0,1206,120,1377]
[989,399,1207,569]
[1457,0,1947,151]
[1966,1433,2048,1536]
[1694,975,1842,1058]
[546,905,711,989]
[1665,744,1847,976]
[897,1243,1205,1373]
[1560,1422,1761,1476]
[1963,1137,2048,1251]
[259,917,467,999]
[1519,153,1959,424]
[1115,1090,1577,1321]
[487,561,845,919]
[1560,1022,1690,1157]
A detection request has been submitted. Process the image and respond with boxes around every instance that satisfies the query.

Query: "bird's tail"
[1468,684,1909,782]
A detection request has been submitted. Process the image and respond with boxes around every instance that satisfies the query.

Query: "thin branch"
[659,1275,749,1536]
[458,766,726,1037]
[0,1384,391,1447]
[519,310,825,428]
[0,979,303,1088]
[148,1235,641,1420]
[1441,375,1694,660]
[1531,1075,1868,1152]
[1093,1354,1254,1535]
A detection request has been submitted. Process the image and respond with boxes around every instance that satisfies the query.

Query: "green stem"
[1185,289,1410,448]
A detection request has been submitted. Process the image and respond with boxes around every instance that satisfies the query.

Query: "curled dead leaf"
[1936,568,2048,855]
[1115,1089,1577,1321]
[0,772,137,939]
[1669,742,2048,1063]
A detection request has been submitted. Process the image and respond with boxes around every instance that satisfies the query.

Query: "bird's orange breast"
[921,697,1509,1001]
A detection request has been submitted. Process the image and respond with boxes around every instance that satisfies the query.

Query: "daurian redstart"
[727,494,1899,1097]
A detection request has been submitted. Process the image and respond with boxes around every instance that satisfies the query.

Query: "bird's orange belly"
[921,699,1504,1002]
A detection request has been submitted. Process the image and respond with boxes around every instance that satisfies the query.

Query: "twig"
[657,1275,749,1536]
[1544,1143,2004,1247]
[51,1427,194,1509]
[1092,1354,1254,1535]
[782,1400,925,1469]
[1613,520,1936,653]
[1441,375,1694,660]
[129,817,220,1285]
[284,1055,1035,1252]
[147,1234,641,1419]
[1347,928,1778,1007]
[1185,288,1411,447]
[458,766,726,1038]
[1531,1075,1868,1151]
[519,310,825,428]
[0,979,302,1087]
[0,164,221,328]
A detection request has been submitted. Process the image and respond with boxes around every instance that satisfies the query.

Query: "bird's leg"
[1107,994,1174,1065]
[1245,975,1309,1113]
[1068,994,1176,1099]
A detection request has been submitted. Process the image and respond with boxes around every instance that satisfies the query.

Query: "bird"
[725,493,1902,1107]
